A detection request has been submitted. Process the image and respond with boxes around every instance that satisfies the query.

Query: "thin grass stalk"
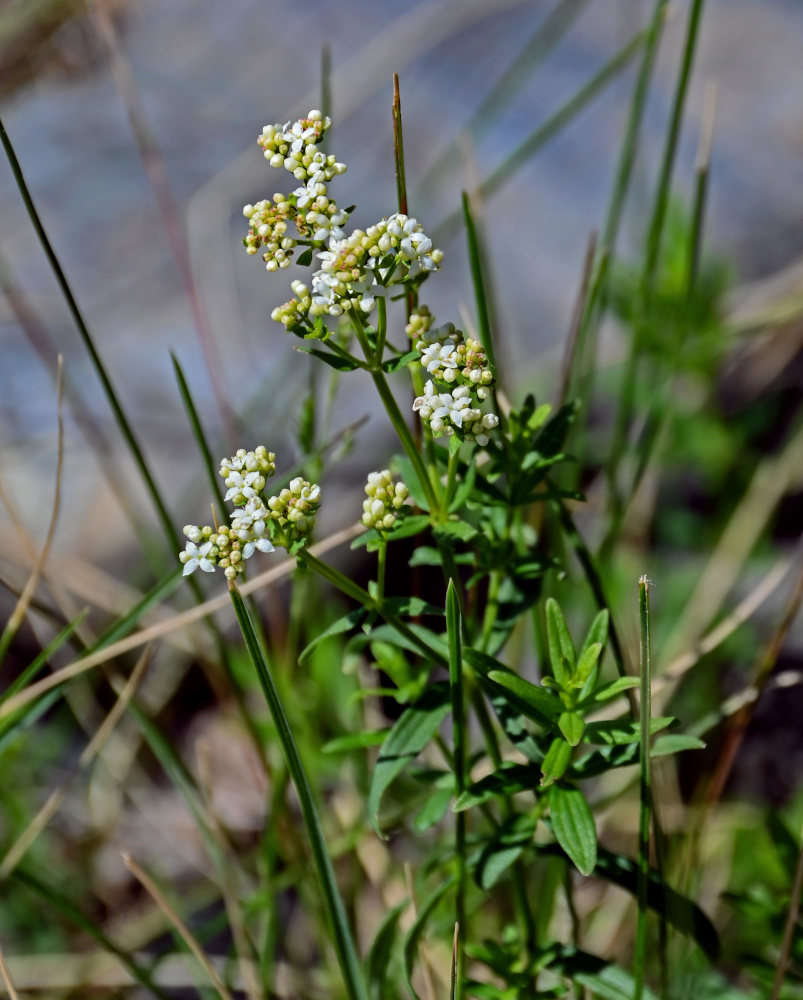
[634,576,653,999]
[434,25,649,242]
[122,853,235,1000]
[0,118,180,552]
[446,581,467,999]
[393,73,409,217]
[228,582,368,1000]
[171,353,228,514]
[0,946,19,1000]
[558,230,597,407]
[11,868,170,999]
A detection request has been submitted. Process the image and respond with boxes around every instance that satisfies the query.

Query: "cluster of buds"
[417,325,493,390]
[405,304,434,340]
[243,198,296,270]
[220,446,276,505]
[361,470,409,531]
[411,325,498,447]
[266,477,322,545]
[308,214,443,318]
[245,111,349,273]
[271,280,313,330]
[179,449,320,579]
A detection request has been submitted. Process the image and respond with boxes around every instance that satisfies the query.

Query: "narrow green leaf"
[403,879,454,999]
[475,813,537,890]
[382,596,445,618]
[584,715,674,746]
[299,607,367,662]
[546,598,575,684]
[549,784,597,876]
[573,642,602,687]
[580,609,609,657]
[454,762,540,812]
[296,246,314,266]
[588,676,640,704]
[650,733,705,757]
[487,670,563,725]
[558,711,585,747]
[368,683,451,835]
[0,611,87,707]
[296,346,361,371]
[541,737,573,787]
[367,900,408,1000]
[414,780,454,833]
[448,459,477,515]
[382,349,419,373]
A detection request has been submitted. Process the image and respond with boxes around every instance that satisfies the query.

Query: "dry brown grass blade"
[0,644,154,879]
[0,521,363,720]
[0,945,20,1000]
[121,852,235,1000]
[0,355,64,657]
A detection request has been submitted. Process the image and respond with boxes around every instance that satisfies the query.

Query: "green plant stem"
[350,312,439,512]
[376,538,387,603]
[374,295,388,363]
[770,832,803,1000]
[447,581,467,1000]
[229,582,368,1000]
[442,445,460,519]
[634,576,653,1000]
[0,116,179,553]
[300,551,447,667]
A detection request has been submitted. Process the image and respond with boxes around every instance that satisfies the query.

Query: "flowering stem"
[350,311,440,512]
[374,295,388,364]
[441,443,460,520]
[228,581,368,1000]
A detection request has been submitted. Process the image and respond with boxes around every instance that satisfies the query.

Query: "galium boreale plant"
[175,107,712,1000]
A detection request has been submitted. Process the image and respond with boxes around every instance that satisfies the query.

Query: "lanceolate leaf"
[549,948,659,1000]
[541,737,573,787]
[299,607,368,662]
[546,598,575,684]
[549,784,597,875]
[486,669,563,726]
[454,762,540,812]
[584,715,674,746]
[368,683,451,836]
[475,813,537,890]
[558,711,585,746]
[580,609,609,658]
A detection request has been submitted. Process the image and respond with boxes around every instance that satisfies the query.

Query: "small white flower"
[180,541,216,576]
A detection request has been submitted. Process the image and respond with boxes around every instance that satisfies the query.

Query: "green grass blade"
[0,611,87,707]
[461,192,497,375]
[0,117,179,553]
[228,581,368,1000]
[171,352,227,514]
[12,867,170,999]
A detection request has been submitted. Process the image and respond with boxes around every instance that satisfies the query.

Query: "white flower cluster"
[244,110,348,270]
[361,470,409,531]
[412,325,498,446]
[309,214,443,318]
[178,448,321,580]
